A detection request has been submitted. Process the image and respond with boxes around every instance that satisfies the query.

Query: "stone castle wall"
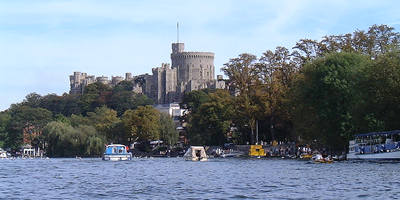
[69,42,225,104]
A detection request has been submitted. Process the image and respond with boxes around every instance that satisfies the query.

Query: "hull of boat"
[103,154,132,161]
[347,150,400,160]
[184,156,207,161]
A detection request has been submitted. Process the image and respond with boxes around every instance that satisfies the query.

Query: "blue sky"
[0,0,399,111]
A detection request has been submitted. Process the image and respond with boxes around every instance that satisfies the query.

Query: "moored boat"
[102,144,132,161]
[248,145,266,157]
[347,130,400,160]
[0,148,9,158]
[183,146,208,161]
[312,154,333,163]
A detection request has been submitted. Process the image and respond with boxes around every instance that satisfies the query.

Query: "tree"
[113,80,133,92]
[186,90,234,145]
[108,91,153,116]
[159,112,179,146]
[0,112,11,148]
[222,53,260,144]
[43,121,104,157]
[291,52,371,149]
[292,24,400,63]
[87,106,120,142]
[256,47,298,142]
[43,121,74,157]
[354,48,400,132]
[181,89,211,112]
[80,82,112,114]
[6,105,53,150]
[122,106,160,142]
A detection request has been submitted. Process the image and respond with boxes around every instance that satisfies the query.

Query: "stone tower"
[69,72,95,94]
[170,43,215,98]
[68,42,225,103]
[150,63,177,104]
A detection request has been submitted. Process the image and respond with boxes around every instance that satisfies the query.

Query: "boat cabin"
[349,130,400,154]
[105,144,128,154]
[103,144,132,161]
[347,130,400,160]
[183,146,208,161]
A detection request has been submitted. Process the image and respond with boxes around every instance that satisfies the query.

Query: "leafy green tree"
[80,82,112,114]
[60,94,82,116]
[108,91,153,116]
[186,90,234,145]
[43,121,104,157]
[43,121,74,157]
[122,105,160,142]
[113,80,133,92]
[159,112,179,146]
[291,52,371,149]
[38,94,63,114]
[69,114,91,127]
[6,105,52,150]
[22,93,42,108]
[0,112,11,148]
[353,48,400,132]
[181,89,211,112]
[87,106,120,142]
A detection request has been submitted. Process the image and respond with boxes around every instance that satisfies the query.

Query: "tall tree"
[291,52,371,149]
[256,47,298,141]
[159,112,179,146]
[222,53,260,144]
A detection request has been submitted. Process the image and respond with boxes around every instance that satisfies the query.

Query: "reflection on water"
[0,158,399,199]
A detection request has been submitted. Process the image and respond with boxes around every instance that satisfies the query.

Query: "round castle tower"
[170,43,215,84]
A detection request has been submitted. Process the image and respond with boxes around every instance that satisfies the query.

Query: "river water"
[0,157,399,199]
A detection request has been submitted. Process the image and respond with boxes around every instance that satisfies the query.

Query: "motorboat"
[183,146,208,161]
[102,144,132,161]
[312,154,333,163]
[248,145,266,157]
[347,130,400,160]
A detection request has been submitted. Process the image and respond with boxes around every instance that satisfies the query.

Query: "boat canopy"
[355,130,400,137]
[105,144,128,154]
[184,146,207,158]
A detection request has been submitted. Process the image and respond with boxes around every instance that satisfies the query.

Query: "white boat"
[0,148,8,158]
[183,146,208,161]
[102,144,132,161]
[347,130,400,160]
[312,154,334,163]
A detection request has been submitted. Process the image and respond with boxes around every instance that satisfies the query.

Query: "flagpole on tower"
[177,22,179,43]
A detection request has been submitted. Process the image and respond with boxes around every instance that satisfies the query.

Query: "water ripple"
[0,158,399,199]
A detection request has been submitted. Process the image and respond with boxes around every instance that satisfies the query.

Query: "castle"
[69,42,225,104]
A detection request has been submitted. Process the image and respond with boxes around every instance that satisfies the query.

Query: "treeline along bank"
[1,24,400,157]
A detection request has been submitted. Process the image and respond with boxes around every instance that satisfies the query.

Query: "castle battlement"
[69,42,225,103]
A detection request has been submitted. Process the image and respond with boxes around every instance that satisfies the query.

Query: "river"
[0,158,398,199]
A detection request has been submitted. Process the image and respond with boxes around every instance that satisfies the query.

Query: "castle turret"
[171,43,215,97]
[172,43,184,54]
[125,73,132,81]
